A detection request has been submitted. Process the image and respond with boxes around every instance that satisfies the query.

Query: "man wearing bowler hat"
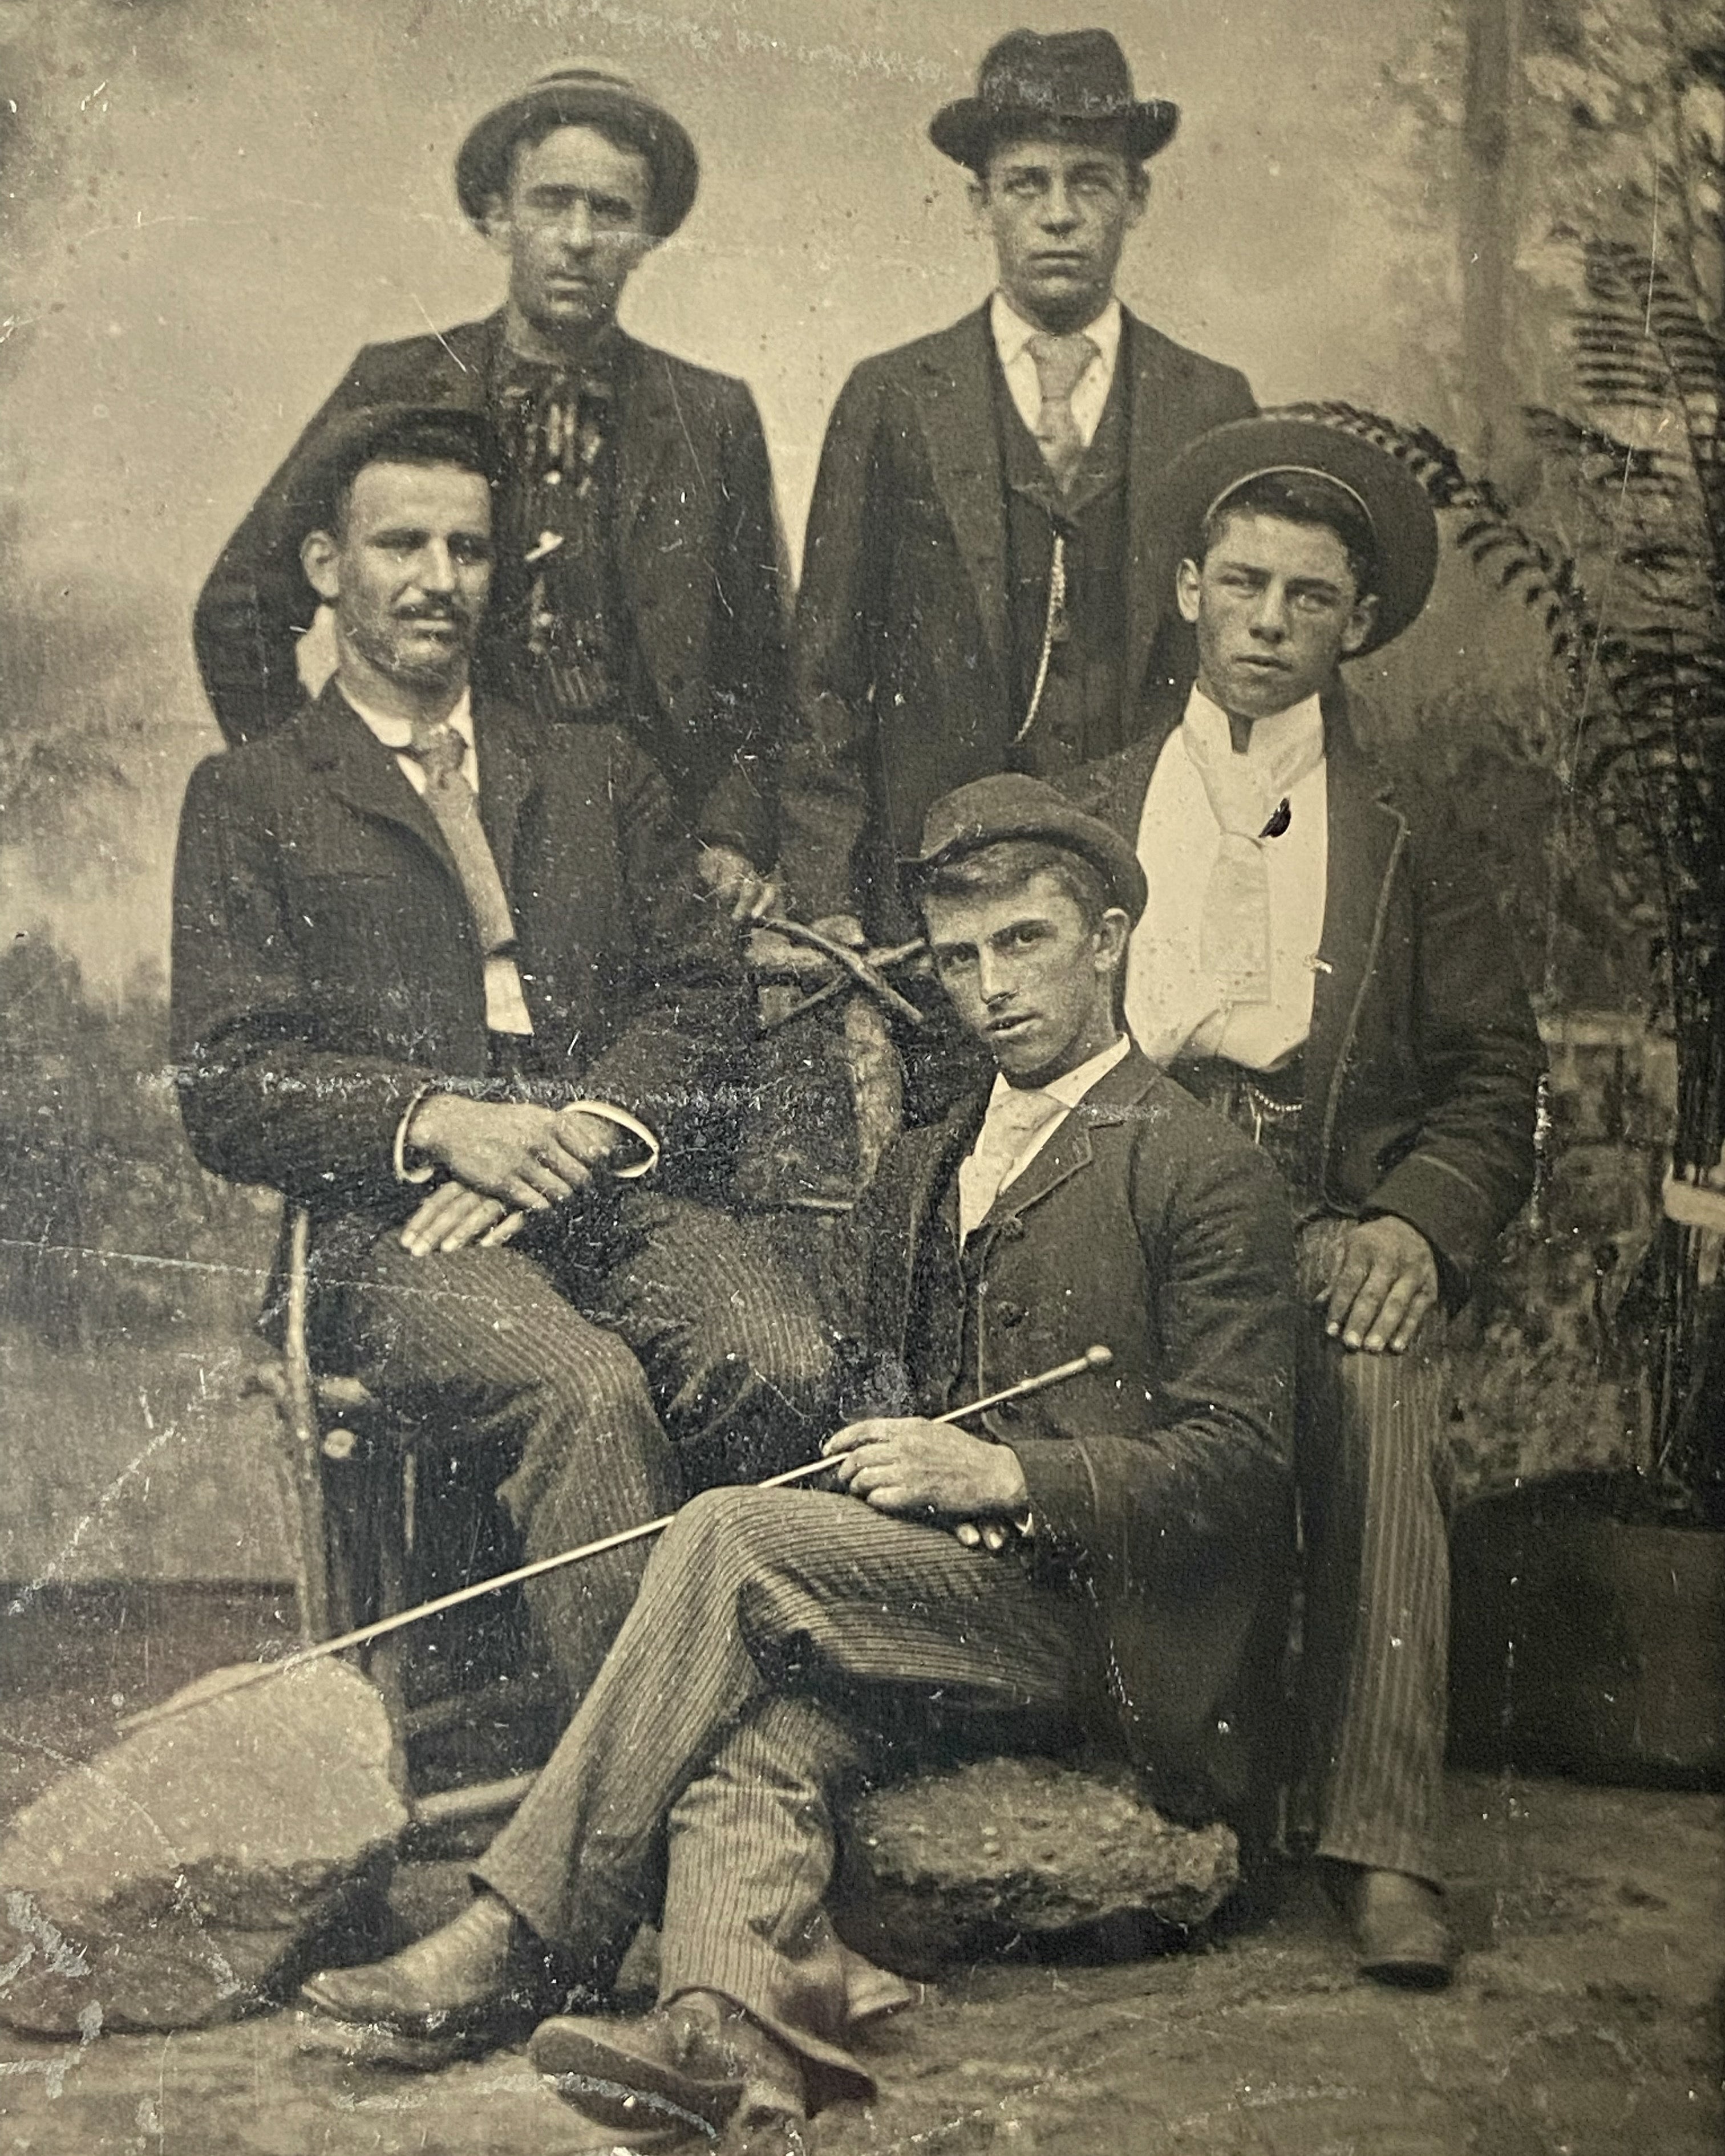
[298,774,1295,2152]
[1067,416,1545,1984]
[779,28,1255,1005]
[195,68,790,914]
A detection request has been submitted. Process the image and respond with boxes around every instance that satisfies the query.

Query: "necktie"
[958,1085,1064,1239]
[1026,331,1098,493]
[1179,704,1323,1007]
[403,725,518,956]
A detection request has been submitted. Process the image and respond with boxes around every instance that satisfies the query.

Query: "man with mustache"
[779,28,1253,1104]
[171,405,829,1713]
[295,772,1295,2155]
[1067,417,1544,1985]
[194,68,788,917]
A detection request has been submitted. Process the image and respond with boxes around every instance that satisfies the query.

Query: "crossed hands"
[399,1098,625,1259]
[1321,1214,1440,1354]
[823,1417,1028,1550]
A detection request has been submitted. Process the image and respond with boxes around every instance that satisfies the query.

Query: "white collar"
[984,1031,1131,1116]
[1183,683,1325,769]
[340,683,475,752]
[990,291,1123,374]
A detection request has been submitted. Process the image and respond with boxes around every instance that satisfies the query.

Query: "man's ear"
[480,192,515,264]
[1175,556,1203,626]
[1339,591,1379,658]
[1124,168,1150,230]
[1095,906,1131,973]
[966,173,989,222]
[301,529,341,605]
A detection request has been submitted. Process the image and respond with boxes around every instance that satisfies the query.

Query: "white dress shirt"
[1124,687,1329,1071]
[990,291,1123,451]
[342,685,535,1038]
[958,1034,1131,1240]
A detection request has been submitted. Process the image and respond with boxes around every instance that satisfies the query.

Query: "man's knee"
[655,1484,805,1584]
[690,1292,833,1416]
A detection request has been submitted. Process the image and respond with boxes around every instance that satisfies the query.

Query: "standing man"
[299,777,1297,2156]
[781,29,1255,962]
[195,67,789,911]
[172,405,828,1709]
[1068,417,1545,1985]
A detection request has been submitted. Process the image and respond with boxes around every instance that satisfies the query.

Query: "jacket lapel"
[883,1103,987,1361]
[291,682,459,880]
[471,694,540,888]
[910,310,1011,691]
[1122,311,1192,703]
[613,334,679,562]
[983,1050,1156,1233]
[1306,688,1408,1165]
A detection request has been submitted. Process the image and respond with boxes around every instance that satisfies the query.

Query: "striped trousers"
[1294,1218,1453,1886]
[343,1192,832,1704]
[476,1484,1098,2099]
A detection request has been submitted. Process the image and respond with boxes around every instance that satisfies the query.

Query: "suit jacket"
[169,681,751,1224]
[1065,688,1546,1296]
[850,1048,1296,1837]
[192,315,792,865]
[780,305,1254,922]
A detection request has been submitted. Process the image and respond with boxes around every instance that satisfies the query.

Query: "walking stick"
[122,1344,1113,1732]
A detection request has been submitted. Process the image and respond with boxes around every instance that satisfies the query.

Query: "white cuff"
[393,1084,439,1186]
[562,1100,662,1180]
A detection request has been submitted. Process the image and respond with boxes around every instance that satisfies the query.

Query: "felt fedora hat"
[1163,416,1442,654]
[455,67,699,236]
[929,29,1178,173]
[908,772,1148,923]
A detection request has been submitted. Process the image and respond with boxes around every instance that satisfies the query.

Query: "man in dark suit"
[194,68,789,914]
[1066,418,1545,1985]
[298,775,1296,2155]
[779,29,1255,958]
[171,406,828,1710]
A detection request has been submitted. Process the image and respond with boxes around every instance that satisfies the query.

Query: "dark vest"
[993,337,1132,777]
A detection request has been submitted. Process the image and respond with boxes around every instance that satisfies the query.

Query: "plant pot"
[1449,1474,1725,1788]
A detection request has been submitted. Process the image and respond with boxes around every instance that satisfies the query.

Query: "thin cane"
[122,1344,1113,1731]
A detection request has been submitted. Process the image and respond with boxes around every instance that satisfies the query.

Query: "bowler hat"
[909,773,1148,923]
[1163,416,1441,654]
[277,404,501,560]
[455,67,699,236]
[929,29,1178,173]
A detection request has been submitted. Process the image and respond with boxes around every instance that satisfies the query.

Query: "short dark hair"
[323,415,497,539]
[1198,471,1380,599]
[917,838,1115,930]
[975,124,1151,197]
[500,112,659,224]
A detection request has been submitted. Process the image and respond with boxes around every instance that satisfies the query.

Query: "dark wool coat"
[1064,690,1546,1297]
[852,1048,1297,1837]
[192,315,792,865]
[780,305,1254,922]
[169,682,751,1225]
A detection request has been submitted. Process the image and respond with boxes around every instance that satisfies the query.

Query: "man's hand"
[696,842,780,923]
[407,1096,623,1216]
[1322,1215,1440,1353]
[400,1180,509,1258]
[822,1417,1028,1520]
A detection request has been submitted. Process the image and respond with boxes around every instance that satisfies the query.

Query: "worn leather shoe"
[1330,1865,1453,1988]
[299,1888,552,2047]
[533,1991,805,2143]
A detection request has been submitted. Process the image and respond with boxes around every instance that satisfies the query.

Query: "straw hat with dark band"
[908,773,1148,923]
[455,68,699,236]
[929,30,1178,173]
[1162,416,1442,654]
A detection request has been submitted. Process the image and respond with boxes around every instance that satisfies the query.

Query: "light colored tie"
[404,725,518,957]
[1026,331,1098,493]
[1179,706,1323,1007]
[958,1085,1064,1239]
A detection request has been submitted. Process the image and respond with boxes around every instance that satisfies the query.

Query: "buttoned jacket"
[192,315,791,864]
[1064,689,1545,1296]
[780,305,1254,922]
[851,1048,1296,1834]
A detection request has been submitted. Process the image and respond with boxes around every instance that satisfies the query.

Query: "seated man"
[170,404,829,1709]
[301,776,1297,2155]
[1066,418,1544,1983]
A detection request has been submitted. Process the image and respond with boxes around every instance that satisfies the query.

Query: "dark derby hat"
[929,29,1178,173]
[277,404,501,557]
[909,772,1148,923]
[1163,415,1442,654]
[455,67,699,236]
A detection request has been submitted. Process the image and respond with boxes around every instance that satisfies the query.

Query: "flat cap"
[455,67,699,236]
[909,773,1147,923]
